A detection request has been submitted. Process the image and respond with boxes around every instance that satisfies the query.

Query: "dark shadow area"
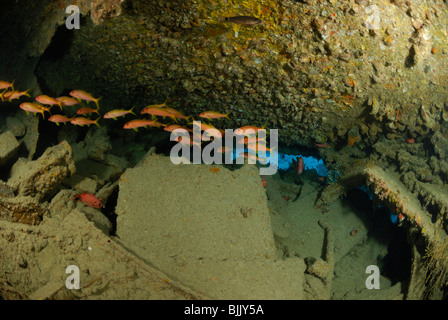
[345,186,412,285]
[35,24,75,96]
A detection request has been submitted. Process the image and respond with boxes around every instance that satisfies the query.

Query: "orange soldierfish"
[163,107,189,121]
[234,124,267,135]
[199,111,230,120]
[72,191,103,208]
[19,102,51,119]
[77,106,100,116]
[0,79,14,90]
[140,106,178,123]
[56,96,80,107]
[69,90,102,108]
[70,117,100,128]
[48,114,74,125]
[3,89,30,101]
[123,119,165,131]
[163,124,193,133]
[0,90,9,102]
[103,107,136,119]
[146,100,168,108]
[35,95,63,110]
[190,120,217,132]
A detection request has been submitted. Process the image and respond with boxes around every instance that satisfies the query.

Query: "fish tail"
[94,96,103,109]
[129,106,136,116]
[23,88,31,97]
[188,117,197,125]
[11,79,15,91]
[57,101,63,111]
[72,193,80,201]
[94,117,101,128]
[225,112,231,120]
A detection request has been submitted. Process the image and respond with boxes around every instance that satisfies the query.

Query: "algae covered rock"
[8,141,76,201]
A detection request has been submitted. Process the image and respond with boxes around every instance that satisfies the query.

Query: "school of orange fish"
[0,79,273,162]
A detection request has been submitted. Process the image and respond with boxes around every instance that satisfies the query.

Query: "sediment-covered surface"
[0,0,447,300]
[116,153,306,299]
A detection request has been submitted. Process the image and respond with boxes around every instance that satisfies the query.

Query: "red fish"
[70,116,100,128]
[199,111,230,120]
[77,106,100,115]
[3,89,30,101]
[72,191,103,208]
[56,96,79,107]
[70,90,102,108]
[48,114,73,125]
[293,156,304,174]
[0,79,14,90]
[123,119,165,131]
[35,95,63,110]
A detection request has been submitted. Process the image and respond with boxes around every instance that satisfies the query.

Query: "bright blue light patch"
[230,149,329,177]
[276,153,328,177]
[389,210,398,225]
[356,186,397,225]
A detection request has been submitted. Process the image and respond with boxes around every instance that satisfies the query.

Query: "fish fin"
[133,128,138,132]
[57,101,63,111]
[94,96,102,109]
